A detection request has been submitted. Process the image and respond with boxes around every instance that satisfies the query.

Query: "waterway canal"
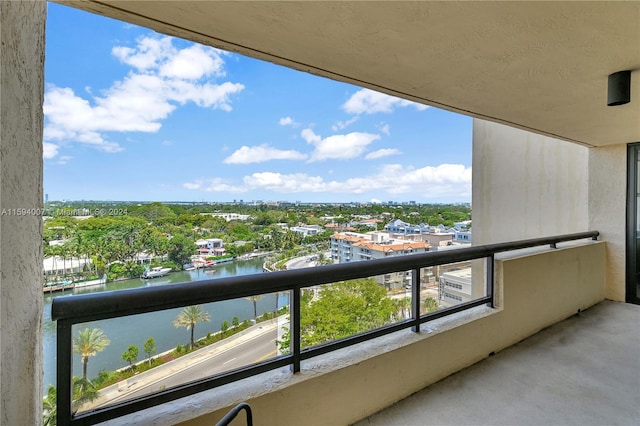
[43,258,283,391]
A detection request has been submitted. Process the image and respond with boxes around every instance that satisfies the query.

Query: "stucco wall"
[0,1,46,424]
[472,120,589,245]
[107,243,604,426]
[589,144,627,301]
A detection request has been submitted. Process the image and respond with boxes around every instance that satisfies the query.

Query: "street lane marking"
[254,350,277,363]
[223,357,237,365]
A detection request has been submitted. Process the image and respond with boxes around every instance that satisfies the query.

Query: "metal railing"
[52,231,598,425]
[215,402,253,426]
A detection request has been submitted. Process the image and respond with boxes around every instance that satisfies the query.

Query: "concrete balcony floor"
[355,300,640,426]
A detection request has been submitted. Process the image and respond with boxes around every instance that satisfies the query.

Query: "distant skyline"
[44,3,472,204]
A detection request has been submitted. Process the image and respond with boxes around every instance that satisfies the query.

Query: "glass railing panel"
[71,291,288,413]
[426,259,487,314]
[296,274,411,351]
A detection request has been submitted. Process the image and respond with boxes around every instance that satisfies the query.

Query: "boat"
[43,279,74,293]
[140,267,172,279]
[74,275,107,289]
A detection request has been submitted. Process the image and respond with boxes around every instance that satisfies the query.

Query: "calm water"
[43,258,284,391]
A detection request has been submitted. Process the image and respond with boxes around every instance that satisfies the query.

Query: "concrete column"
[588,145,627,301]
[471,119,591,304]
[1,1,46,425]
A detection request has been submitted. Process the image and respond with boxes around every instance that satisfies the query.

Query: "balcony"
[2,3,638,425]
[51,232,611,425]
[357,299,640,425]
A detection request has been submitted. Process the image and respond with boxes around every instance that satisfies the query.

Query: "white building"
[43,256,92,277]
[195,238,225,256]
[201,212,250,222]
[438,268,473,307]
[331,231,431,289]
[290,225,323,237]
[454,229,472,243]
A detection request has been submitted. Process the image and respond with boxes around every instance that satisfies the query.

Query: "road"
[84,320,279,410]
[286,256,318,270]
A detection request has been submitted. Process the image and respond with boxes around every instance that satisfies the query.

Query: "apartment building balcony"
[50,234,629,425]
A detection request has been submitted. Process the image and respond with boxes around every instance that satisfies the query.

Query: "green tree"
[73,328,110,380]
[221,320,229,336]
[173,305,210,349]
[43,385,57,426]
[121,345,139,369]
[279,279,396,351]
[167,234,197,267]
[423,297,440,313]
[130,202,177,222]
[394,297,412,320]
[143,337,156,366]
[43,377,100,425]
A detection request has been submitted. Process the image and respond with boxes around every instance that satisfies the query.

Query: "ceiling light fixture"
[607,70,631,106]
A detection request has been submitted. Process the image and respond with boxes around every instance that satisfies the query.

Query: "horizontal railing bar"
[418,296,493,324]
[301,319,415,360]
[71,355,292,425]
[52,231,598,323]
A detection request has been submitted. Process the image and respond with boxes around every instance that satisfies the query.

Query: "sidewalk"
[81,319,281,411]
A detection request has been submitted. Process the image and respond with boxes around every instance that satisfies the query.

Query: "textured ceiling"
[59,1,640,147]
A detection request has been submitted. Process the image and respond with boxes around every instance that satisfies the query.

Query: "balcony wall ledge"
[103,241,604,426]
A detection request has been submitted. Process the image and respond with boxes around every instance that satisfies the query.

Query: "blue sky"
[44,3,472,204]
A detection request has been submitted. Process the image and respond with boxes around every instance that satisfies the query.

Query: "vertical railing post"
[290,287,301,373]
[56,320,73,426]
[411,268,420,332]
[486,255,495,308]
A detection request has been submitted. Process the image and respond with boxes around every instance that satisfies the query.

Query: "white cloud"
[279,117,293,126]
[365,148,401,160]
[378,123,391,135]
[342,88,429,114]
[183,178,245,193]
[44,36,244,153]
[279,116,299,126]
[301,128,380,162]
[331,116,358,131]
[159,44,226,80]
[112,37,174,71]
[57,155,73,165]
[43,142,59,159]
[223,144,308,164]
[183,163,471,200]
[183,181,202,190]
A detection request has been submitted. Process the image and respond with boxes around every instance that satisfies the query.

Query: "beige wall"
[106,243,604,426]
[472,120,589,245]
[473,119,627,301]
[0,1,46,424]
[589,145,627,301]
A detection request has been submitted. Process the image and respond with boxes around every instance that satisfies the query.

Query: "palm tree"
[393,297,412,320]
[43,385,57,426]
[43,377,99,426]
[72,328,110,380]
[173,305,210,349]
[246,295,263,322]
